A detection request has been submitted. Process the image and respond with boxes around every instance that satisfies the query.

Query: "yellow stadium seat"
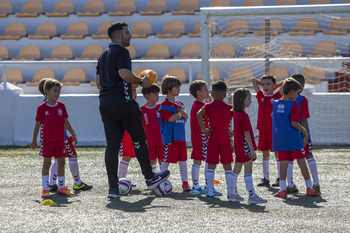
[164,68,187,83]
[0,46,9,60]
[0,1,12,17]
[188,21,217,37]
[228,67,254,85]
[26,69,55,86]
[0,69,23,85]
[196,67,221,84]
[28,23,57,39]
[12,46,41,61]
[323,17,350,35]
[274,0,297,5]
[308,41,338,57]
[0,23,26,40]
[75,45,103,60]
[141,44,170,60]
[156,21,185,38]
[15,1,43,17]
[108,0,136,16]
[210,0,231,7]
[77,0,105,16]
[212,43,235,58]
[61,22,89,39]
[221,19,249,37]
[243,43,265,58]
[62,68,86,85]
[126,45,136,60]
[174,44,201,59]
[289,18,319,35]
[308,0,331,4]
[302,67,326,84]
[91,22,113,39]
[46,1,74,17]
[254,19,283,36]
[242,0,264,6]
[139,0,167,15]
[130,21,152,38]
[44,45,73,60]
[171,0,199,15]
[270,66,289,82]
[278,42,303,57]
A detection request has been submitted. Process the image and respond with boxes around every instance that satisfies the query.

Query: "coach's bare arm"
[119,69,151,88]
[96,74,101,90]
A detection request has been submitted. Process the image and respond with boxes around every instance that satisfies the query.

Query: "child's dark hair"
[141,84,160,96]
[44,79,62,93]
[233,88,251,112]
[212,80,227,92]
[38,77,55,95]
[291,73,305,87]
[282,78,301,95]
[189,80,206,98]
[108,21,128,40]
[260,74,276,84]
[161,76,181,95]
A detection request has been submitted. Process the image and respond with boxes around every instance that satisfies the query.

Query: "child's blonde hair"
[233,88,251,112]
[38,77,55,95]
[189,80,206,98]
[161,76,181,95]
[282,78,301,95]
[44,79,62,93]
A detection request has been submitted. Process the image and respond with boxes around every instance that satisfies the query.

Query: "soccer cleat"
[257,178,270,187]
[41,189,50,198]
[213,188,222,196]
[271,178,280,187]
[57,186,75,196]
[306,187,320,196]
[228,193,244,202]
[286,185,299,193]
[107,187,121,198]
[73,182,93,191]
[190,187,204,195]
[49,184,58,192]
[274,190,287,198]
[206,194,214,199]
[146,170,170,190]
[313,184,320,193]
[182,181,191,192]
[248,195,268,203]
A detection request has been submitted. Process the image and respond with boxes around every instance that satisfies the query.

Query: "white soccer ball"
[118,178,133,195]
[155,180,172,196]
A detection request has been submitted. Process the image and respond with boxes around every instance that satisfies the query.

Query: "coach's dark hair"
[260,74,276,84]
[291,73,305,87]
[38,77,55,96]
[282,78,301,95]
[108,21,128,40]
[233,88,251,112]
[189,80,207,98]
[141,84,160,96]
[44,79,62,93]
[211,80,227,92]
[161,76,181,95]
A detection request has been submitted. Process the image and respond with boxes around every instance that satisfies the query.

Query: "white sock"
[178,161,188,182]
[244,174,256,197]
[69,158,81,185]
[42,175,49,190]
[280,179,287,191]
[307,158,319,185]
[161,161,169,172]
[49,159,58,186]
[204,163,208,187]
[206,169,215,196]
[58,176,65,189]
[287,161,294,187]
[232,173,238,195]
[192,164,200,189]
[151,164,157,173]
[276,159,280,179]
[262,158,270,180]
[305,179,312,189]
[225,170,234,196]
[119,160,129,179]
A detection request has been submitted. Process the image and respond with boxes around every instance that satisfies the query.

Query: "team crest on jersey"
[261,98,264,102]
[277,103,285,113]
[58,108,63,116]
[270,98,275,103]
[45,111,49,115]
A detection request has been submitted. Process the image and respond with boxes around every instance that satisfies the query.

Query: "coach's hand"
[140,77,151,88]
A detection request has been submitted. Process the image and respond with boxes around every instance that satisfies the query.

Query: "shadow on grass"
[282,193,327,208]
[106,196,158,212]
[34,193,79,207]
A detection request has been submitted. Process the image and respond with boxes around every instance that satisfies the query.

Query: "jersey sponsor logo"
[144,113,149,125]
[45,111,49,115]
[277,103,285,113]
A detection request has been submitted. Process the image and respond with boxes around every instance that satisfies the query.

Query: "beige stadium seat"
[91,21,113,39]
[25,69,55,86]
[75,45,103,60]
[108,0,136,16]
[243,43,265,57]
[0,1,12,17]
[197,67,221,84]
[308,0,331,4]
[308,41,338,57]
[212,43,235,58]
[141,44,170,59]
[323,17,350,35]
[28,23,57,39]
[126,45,136,60]
[174,44,201,59]
[188,21,217,37]
[228,67,254,85]
[156,21,185,38]
[302,67,326,84]
[0,23,26,40]
[242,0,264,6]
[0,46,9,60]
[130,21,152,38]
[289,18,319,35]
[275,0,297,5]
[221,19,249,37]
[44,45,73,60]
[77,0,105,16]
[139,0,167,15]
[12,46,41,61]
[254,19,283,36]
[0,69,23,85]
[171,0,199,15]
[270,66,289,82]
[133,68,150,77]
[46,1,74,17]
[15,1,43,17]
[164,68,187,83]
[278,42,303,57]
[62,68,86,85]
[210,0,231,7]
[61,22,89,39]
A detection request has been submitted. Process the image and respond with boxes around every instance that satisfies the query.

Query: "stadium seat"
[308,0,331,4]
[126,45,136,59]
[133,68,149,77]
[46,1,74,17]
[62,68,86,85]
[274,0,297,5]
[289,18,319,35]
[139,0,167,15]
[141,44,170,59]
[253,19,283,36]
[308,41,338,57]
[25,69,56,86]
[15,1,43,17]
[0,1,12,17]
[242,0,264,6]
[221,19,249,37]
[210,0,231,7]
[175,44,201,59]
[171,0,199,15]
[164,68,187,83]
[156,21,185,38]
[228,67,254,85]
[243,43,265,57]
[130,21,152,38]
[0,23,26,40]
[278,42,303,57]
[77,0,105,16]
[270,66,289,82]
[302,67,326,84]
[0,69,23,85]
[91,21,113,39]
[323,17,350,35]
[0,46,9,60]
[12,46,41,61]
[44,45,73,60]
[75,45,103,60]
[188,21,217,37]
[196,67,221,83]
[61,22,89,39]
[28,23,57,39]
[108,0,136,16]
[212,43,235,58]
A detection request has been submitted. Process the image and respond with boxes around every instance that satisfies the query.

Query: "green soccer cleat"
[286,185,299,193]
[73,182,93,191]
[313,184,321,193]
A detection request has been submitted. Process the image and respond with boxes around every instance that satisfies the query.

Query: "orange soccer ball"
[139,69,158,84]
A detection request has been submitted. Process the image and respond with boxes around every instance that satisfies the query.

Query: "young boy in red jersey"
[37,78,92,194]
[140,84,164,173]
[197,81,233,199]
[285,74,320,193]
[30,79,77,198]
[159,76,191,192]
[272,78,320,198]
[251,75,282,187]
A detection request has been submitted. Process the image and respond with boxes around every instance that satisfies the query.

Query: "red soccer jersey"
[300,96,310,119]
[35,101,68,143]
[203,100,233,144]
[140,103,163,146]
[190,101,209,146]
[290,102,301,122]
[256,90,282,130]
[234,111,257,156]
